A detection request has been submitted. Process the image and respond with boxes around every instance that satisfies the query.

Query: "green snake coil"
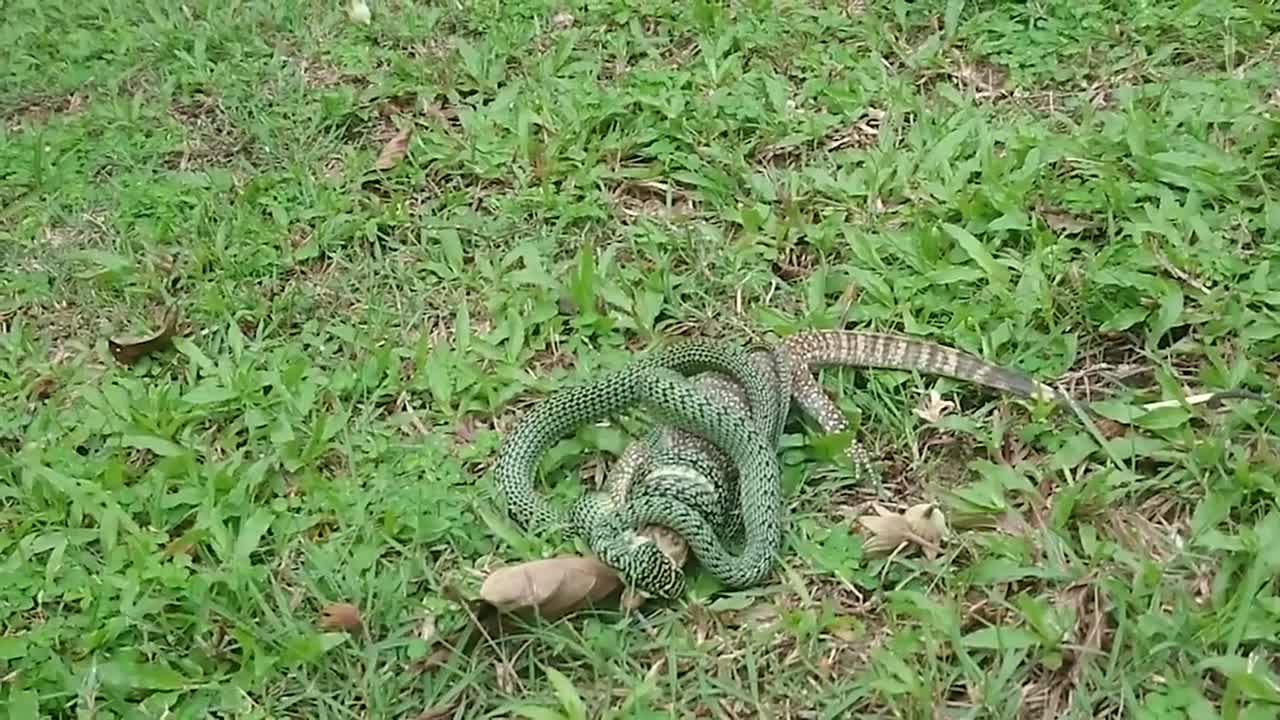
[492,340,790,597]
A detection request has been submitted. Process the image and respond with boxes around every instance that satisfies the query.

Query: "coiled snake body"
[493,330,1065,599]
[492,340,796,596]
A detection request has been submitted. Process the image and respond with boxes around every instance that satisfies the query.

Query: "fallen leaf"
[374,125,412,170]
[858,503,948,558]
[1095,418,1127,439]
[913,389,955,423]
[858,509,913,555]
[550,11,575,29]
[904,503,949,559]
[29,376,57,401]
[1038,207,1096,235]
[318,602,363,632]
[348,0,371,24]
[479,555,622,620]
[411,643,453,673]
[108,306,178,365]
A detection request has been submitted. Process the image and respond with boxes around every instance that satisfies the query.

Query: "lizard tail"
[782,330,1064,403]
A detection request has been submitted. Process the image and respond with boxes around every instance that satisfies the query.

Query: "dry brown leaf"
[1095,417,1127,439]
[109,306,178,365]
[913,389,955,423]
[905,503,948,537]
[904,503,949,559]
[858,503,948,558]
[411,644,453,673]
[1038,207,1096,235]
[29,376,57,401]
[858,509,914,556]
[479,555,621,620]
[318,602,363,632]
[374,125,412,170]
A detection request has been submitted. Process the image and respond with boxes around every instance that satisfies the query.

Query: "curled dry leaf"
[374,125,412,170]
[109,306,178,365]
[411,643,453,674]
[858,503,949,559]
[479,555,621,620]
[348,0,371,24]
[913,389,955,423]
[318,602,363,632]
[858,509,913,556]
[905,503,949,549]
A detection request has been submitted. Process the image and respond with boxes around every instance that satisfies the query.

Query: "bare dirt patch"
[3,91,89,131]
[295,54,348,90]
[912,46,1122,117]
[950,58,1012,102]
[165,93,250,171]
[607,179,697,223]
[752,108,885,172]
[1017,577,1112,718]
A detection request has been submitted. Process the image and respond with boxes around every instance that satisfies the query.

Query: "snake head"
[598,533,685,600]
[573,502,684,598]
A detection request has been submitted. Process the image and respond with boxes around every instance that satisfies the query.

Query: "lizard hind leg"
[787,361,878,483]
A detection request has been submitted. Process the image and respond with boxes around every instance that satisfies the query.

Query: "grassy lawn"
[4,0,1280,717]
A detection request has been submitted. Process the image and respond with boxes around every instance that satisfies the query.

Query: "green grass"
[3,0,1280,717]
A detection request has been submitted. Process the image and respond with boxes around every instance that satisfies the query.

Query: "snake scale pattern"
[493,330,1064,599]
